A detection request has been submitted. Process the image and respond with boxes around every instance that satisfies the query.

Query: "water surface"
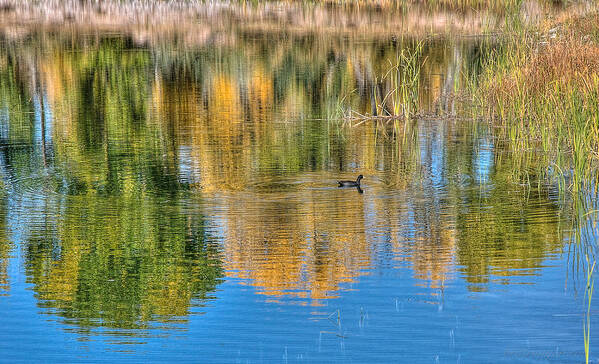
[0,26,597,363]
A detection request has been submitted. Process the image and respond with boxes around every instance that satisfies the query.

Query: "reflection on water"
[0,28,595,361]
[22,195,222,331]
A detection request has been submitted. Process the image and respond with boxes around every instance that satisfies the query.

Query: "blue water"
[0,248,592,363]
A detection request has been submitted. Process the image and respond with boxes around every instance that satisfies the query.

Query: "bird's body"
[338,174,363,187]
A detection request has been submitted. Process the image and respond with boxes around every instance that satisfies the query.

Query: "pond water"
[0,24,597,363]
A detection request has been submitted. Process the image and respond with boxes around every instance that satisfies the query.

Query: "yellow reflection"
[0,239,10,296]
[221,188,370,304]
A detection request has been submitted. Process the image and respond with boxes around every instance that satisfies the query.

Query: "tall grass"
[344,40,426,122]
[474,10,599,191]
[568,193,598,364]
[584,256,595,364]
[380,41,426,120]
[423,0,525,12]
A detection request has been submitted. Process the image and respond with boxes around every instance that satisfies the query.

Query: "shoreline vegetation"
[0,0,587,42]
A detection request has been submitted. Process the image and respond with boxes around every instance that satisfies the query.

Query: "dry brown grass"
[522,37,599,95]
[485,10,599,105]
[565,11,599,39]
[477,8,599,178]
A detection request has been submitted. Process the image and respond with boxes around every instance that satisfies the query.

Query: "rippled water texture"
[0,25,597,363]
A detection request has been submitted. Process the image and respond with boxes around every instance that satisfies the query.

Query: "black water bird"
[338,175,363,187]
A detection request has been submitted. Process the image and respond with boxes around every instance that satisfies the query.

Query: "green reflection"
[24,195,222,331]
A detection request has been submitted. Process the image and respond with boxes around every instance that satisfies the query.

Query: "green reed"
[476,54,599,192]
[584,256,595,364]
[337,40,426,122]
[570,194,598,364]
[382,41,425,119]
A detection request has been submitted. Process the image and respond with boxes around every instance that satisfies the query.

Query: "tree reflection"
[23,196,222,331]
[0,30,571,331]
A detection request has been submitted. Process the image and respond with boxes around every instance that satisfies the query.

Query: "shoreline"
[0,0,559,42]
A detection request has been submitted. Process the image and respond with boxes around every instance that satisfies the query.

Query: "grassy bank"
[474,9,599,190]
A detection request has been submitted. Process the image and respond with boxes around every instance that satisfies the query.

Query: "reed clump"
[477,11,599,190]
[414,0,523,12]
[490,38,599,99]
[378,41,426,120]
[345,41,426,122]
